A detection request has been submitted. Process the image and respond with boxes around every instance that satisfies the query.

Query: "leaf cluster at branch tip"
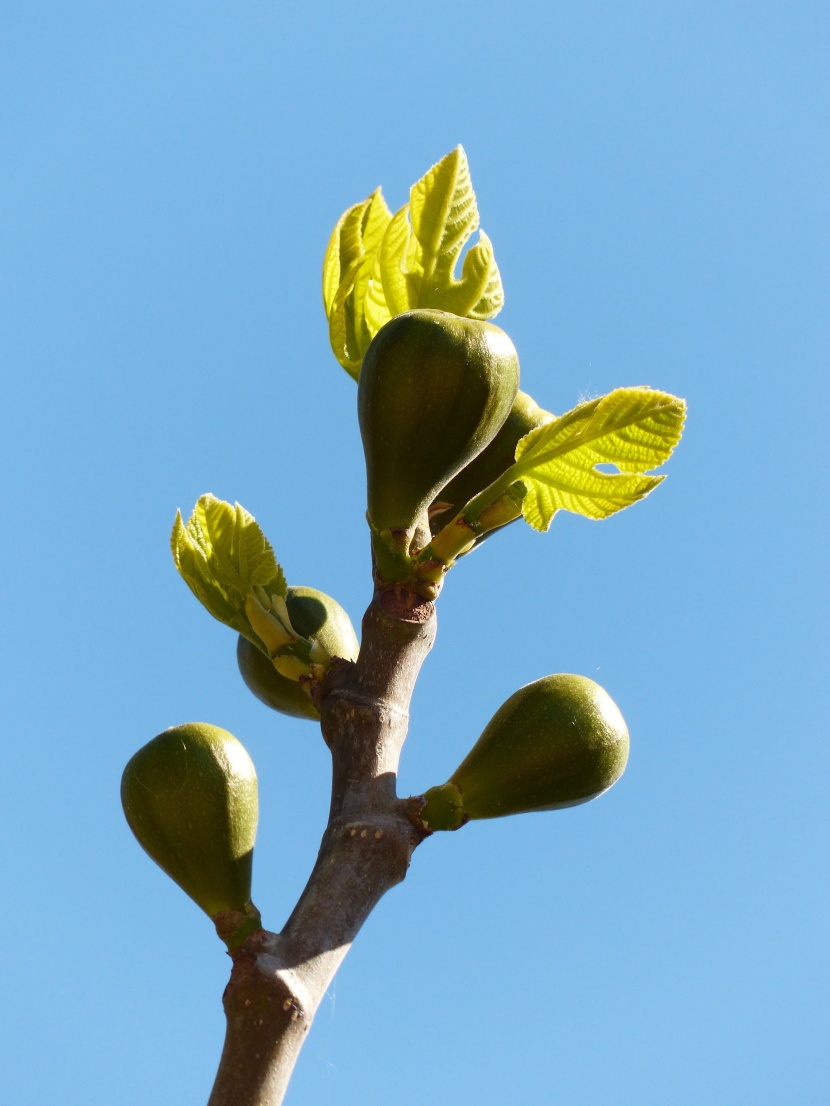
[323,146,504,379]
[171,494,287,649]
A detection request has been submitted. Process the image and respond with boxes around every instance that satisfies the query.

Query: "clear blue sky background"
[2,3,827,1104]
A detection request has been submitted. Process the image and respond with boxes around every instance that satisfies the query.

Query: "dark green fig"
[430,390,552,533]
[420,675,629,830]
[121,722,258,917]
[237,585,360,720]
[358,309,519,537]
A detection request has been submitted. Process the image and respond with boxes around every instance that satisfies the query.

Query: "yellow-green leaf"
[363,242,394,336]
[323,189,392,377]
[322,189,391,312]
[387,146,505,319]
[322,147,504,378]
[410,146,476,287]
[512,388,686,531]
[376,203,414,318]
[171,494,286,644]
[434,230,503,318]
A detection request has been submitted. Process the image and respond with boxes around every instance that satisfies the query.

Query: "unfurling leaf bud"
[237,586,360,720]
[121,723,258,919]
[420,675,629,830]
[358,309,519,544]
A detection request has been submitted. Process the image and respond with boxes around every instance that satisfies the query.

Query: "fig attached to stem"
[237,585,360,720]
[419,675,629,830]
[121,723,259,939]
[429,389,552,536]
[358,309,519,577]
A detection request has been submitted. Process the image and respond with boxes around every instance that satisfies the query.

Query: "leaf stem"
[415,476,526,573]
[458,464,524,525]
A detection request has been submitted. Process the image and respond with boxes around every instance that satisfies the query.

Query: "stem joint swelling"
[223,932,310,1027]
[323,809,423,887]
[210,933,312,1106]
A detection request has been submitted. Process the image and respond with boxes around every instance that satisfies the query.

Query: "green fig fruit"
[121,722,258,918]
[420,675,629,830]
[430,390,552,534]
[358,309,519,539]
[237,585,360,720]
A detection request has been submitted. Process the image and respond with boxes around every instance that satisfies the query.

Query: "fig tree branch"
[207,583,435,1106]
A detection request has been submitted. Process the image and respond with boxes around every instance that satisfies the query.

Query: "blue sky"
[2,3,828,1103]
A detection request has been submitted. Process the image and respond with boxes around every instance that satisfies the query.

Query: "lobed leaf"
[322,147,504,377]
[386,146,504,320]
[171,494,286,644]
[513,388,686,531]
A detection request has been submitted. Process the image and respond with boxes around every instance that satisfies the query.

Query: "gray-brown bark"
[207,582,435,1106]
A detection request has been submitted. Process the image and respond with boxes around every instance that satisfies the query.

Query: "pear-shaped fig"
[358,309,519,538]
[420,675,629,830]
[237,585,360,720]
[121,722,258,917]
[430,390,552,533]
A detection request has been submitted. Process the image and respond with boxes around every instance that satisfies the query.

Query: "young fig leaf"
[358,309,519,545]
[402,146,503,319]
[121,723,258,919]
[324,188,393,378]
[420,675,629,829]
[512,387,686,531]
[171,494,286,647]
[237,586,360,720]
[323,146,504,378]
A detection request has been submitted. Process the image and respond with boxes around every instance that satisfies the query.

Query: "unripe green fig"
[237,586,360,720]
[121,723,258,918]
[358,309,519,537]
[430,390,552,533]
[420,675,629,830]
